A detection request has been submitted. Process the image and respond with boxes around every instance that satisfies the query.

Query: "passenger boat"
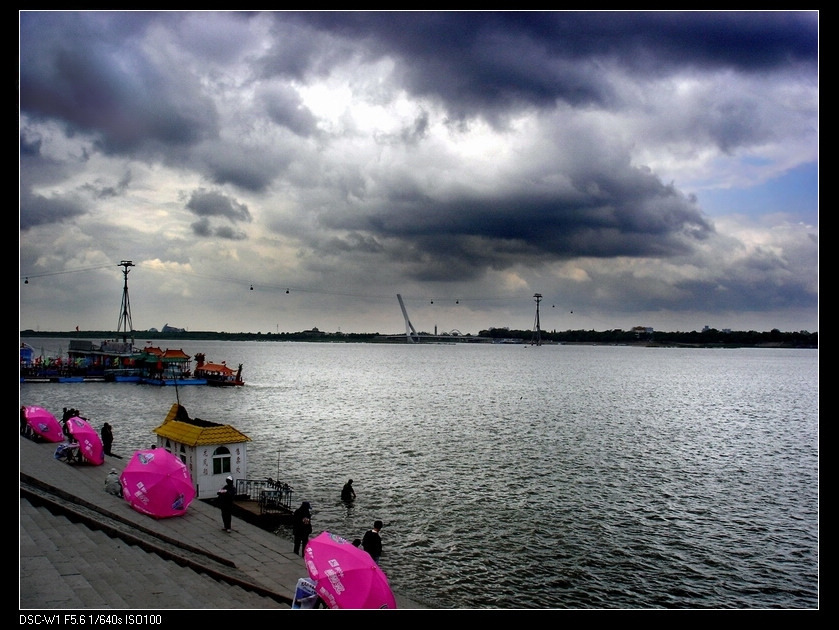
[136,347,206,385]
[193,354,245,386]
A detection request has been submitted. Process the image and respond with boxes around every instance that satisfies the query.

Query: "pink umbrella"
[23,406,64,443]
[64,416,105,465]
[304,531,397,609]
[120,449,195,518]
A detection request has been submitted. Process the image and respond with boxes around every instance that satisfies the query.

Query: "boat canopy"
[195,362,234,375]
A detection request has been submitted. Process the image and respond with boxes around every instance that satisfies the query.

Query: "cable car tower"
[530,293,543,346]
[117,260,135,344]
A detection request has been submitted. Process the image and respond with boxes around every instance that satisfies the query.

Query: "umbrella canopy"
[64,416,105,465]
[304,531,397,609]
[120,449,195,518]
[24,406,64,443]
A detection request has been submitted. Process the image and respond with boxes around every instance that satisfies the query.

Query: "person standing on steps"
[101,422,114,456]
[292,501,313,555]
[217,475,236,533]
[362,520,384,564]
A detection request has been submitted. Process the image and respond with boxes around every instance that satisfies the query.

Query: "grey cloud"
[191,217,212,237]
[20,188,87,230]
[20,129,42,157]
[17,11,818,334]
[198,143,289,193]
[317,164,713,271]
[20,12,218,156]
[191,217,248,241]
[82,171,133,199]
[212,225,248,240]
[259,85,320,138]
[186,188,252,223]
[285,12,817,125]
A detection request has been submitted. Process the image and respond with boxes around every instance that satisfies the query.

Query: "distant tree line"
[478,327,817,348]
[21,326,817,348]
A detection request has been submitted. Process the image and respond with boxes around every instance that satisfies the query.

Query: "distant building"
[161,323,186,333]
[631,326,654,337]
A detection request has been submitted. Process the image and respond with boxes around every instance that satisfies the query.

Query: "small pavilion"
[152,403,251,499]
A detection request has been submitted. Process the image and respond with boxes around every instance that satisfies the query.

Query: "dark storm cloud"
[315,148,713,276]
[18,11,818,333]
[285,11,818,124]
[19,12,218,156]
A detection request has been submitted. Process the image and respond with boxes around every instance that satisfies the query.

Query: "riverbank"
[19,434,428,611]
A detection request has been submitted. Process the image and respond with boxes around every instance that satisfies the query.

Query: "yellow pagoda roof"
[153,403,251,447]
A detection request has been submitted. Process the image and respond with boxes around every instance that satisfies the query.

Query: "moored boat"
[19,342,241,386]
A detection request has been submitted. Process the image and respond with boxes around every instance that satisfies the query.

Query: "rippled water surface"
[21,340,819,609]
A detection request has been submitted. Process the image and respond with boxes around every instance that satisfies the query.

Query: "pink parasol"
[64,416,105,465]
[120,449,195,518]
[304,531,397,609]
[24,406,64,443]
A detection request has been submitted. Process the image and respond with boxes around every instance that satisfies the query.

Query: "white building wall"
[155,436,249,500]
[193,441,249,499]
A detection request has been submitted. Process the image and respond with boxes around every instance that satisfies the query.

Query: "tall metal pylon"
[117,260,135,344]
[397,294,420,343]
[531,293,543,346]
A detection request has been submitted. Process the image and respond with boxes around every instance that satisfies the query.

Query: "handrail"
[233,477,294,514]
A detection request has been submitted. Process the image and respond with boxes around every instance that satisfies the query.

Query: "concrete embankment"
[19,434,426,611]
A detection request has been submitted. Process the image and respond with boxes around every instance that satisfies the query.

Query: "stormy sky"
[19,11,818,335]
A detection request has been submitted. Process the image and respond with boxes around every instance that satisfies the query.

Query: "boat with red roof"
[193,354,245,386]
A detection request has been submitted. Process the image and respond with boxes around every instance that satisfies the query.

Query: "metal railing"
[234,477,294,514]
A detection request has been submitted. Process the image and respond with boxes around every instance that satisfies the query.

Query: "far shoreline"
[21,328,817,349]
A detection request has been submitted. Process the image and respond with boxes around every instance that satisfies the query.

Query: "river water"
[20,338,819,609]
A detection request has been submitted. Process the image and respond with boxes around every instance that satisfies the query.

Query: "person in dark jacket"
[217,475,236,532]
[362,520,384,564]
[101,422,114,456]
[292,501,313,555]
[341,479,356,502]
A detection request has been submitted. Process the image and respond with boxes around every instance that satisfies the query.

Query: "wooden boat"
[135,347,206,385]
[193,354,244,387]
